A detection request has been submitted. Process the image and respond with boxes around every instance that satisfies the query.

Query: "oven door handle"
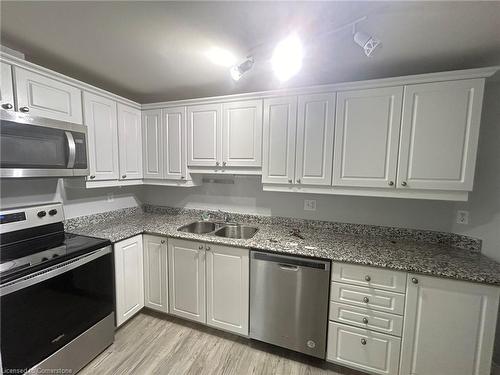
[65,131,76,168]
[0,246,111,296]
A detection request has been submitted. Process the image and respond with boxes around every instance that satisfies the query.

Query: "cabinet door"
[400,274,500,375]
[222,100,262,167]
[142,109,164,179]
[168,239,206,323]
[13,67,83,124]
[83,92,119,181]
[397,79,484,191]
[118,104,142,180]
[206,245,249,335]
[143,235,168,313]
[295,93,335,185]
[333,87,403,188]
[0,62,14,111]
[114,235,144,327]
[262,96,297,184]
[163,107,187,180]
[187,103,222,167]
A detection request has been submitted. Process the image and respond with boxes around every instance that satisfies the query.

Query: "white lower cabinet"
[114,235,144,327]
[143,235,168,313]
[206,244,249,335]
[328,322,401,375]
[400,274,500,375]
[168,239,206,323]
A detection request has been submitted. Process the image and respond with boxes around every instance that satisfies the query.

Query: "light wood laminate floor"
[80,311,367,375]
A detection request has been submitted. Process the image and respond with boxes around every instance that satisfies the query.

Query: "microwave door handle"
[65,131,76,168]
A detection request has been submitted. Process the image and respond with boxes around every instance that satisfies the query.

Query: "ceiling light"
[353,30,381,57]
[230,57,254,81]
[206,47,237,67]
[271,33,303,81]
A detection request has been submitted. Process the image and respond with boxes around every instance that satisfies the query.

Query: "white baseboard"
[492,361,500,375]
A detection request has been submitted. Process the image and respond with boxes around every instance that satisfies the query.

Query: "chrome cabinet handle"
[296,178,301,184]
[122,175,127,179]
[181,176,185,179]
[161,240,165,244]
[215,162,220,166]
[401,181,408,187]
[2,103,13,110]
[362,317,369,324]
[206,246,211,251]
[65,131,76,168]
[364,275,371,282]
[363,297,369,303]
[19,106,29,113]
[388,181,394,186]
[288,179,292,183]
[361,338,367,345]
[412,277,419,284]
[222,161,226,167]
[198,245,204,250]
[89,175,95,179]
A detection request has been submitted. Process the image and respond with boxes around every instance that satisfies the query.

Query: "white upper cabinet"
[117,104,142,180]
[206,245,249,336]
[397,79,484,191]
[142,109,164,179]
[163,107,187,180]
[295,93,335,186]
[114,235,145,327]
[83,92,119,181]
[222,100,263,167]
[187,103,222,167]
[333,87,403,188]
[0,62,14,111]
[262,96,298,184]
[13,67,83,124]
[400,274,499,375]
[143,235,168,313]
[168,239,206,324]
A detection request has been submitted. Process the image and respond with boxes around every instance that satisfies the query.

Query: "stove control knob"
[52,254,59,258]
[48,209,58,216]
[37,211,47,218]
[41,257,49,262]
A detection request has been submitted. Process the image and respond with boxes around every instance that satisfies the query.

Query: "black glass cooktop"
[0,225,111,284]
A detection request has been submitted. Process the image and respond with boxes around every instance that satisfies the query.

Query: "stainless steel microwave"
[0,110,89,178]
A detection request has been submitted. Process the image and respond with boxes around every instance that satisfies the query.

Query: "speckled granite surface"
[65,205,500,286]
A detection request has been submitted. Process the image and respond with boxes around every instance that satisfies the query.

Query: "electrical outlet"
[107,193,114,203]
[456,210,469,225]
[304,199,317,211]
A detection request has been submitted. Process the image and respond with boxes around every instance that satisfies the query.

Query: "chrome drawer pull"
[363,296,369,303]
[364,275,371,282]
[362,317,369,324]
[361,338,367,345]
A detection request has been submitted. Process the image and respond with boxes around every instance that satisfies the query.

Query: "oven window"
[1,253,114,373]
[0,121,69,168]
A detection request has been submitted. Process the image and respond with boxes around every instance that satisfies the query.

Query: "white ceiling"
[1,1,499,103]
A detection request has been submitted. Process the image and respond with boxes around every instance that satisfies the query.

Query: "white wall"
[0,179,141,219]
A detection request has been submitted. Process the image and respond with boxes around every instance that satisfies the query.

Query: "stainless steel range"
[0,203,114,374]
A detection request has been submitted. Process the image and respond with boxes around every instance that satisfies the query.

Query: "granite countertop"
[65,205,500,286]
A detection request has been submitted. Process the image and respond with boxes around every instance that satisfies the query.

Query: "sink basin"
[177,221,217,234]
[214,224,258,239]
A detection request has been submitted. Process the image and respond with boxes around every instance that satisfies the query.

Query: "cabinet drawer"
[332,263,407,293]
[331,282,405,315]
[329,302,403,337]
[327,322,401,375]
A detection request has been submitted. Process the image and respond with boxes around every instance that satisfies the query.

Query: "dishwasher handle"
[252,251,330,271]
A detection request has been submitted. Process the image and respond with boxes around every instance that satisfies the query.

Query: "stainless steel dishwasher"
[249,250,330,359]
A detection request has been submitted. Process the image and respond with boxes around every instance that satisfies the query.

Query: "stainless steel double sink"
[177,221,258,240]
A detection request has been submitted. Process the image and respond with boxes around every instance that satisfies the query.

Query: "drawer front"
[331,282,405,315]
[327,322,401,375]
[329,302,403,337]
[332,262,407,293]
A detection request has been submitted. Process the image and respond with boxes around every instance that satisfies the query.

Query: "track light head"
[353,30,381,57]
[230,57,254,81]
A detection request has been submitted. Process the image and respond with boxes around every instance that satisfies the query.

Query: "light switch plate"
[304,199,317,211]
[456,210,469,225]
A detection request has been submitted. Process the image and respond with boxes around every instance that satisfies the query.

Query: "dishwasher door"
[249,251,330,359]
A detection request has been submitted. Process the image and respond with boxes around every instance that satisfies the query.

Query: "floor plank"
[80,311,367,375]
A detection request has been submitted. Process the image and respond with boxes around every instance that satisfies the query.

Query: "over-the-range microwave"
[0,110,89,178]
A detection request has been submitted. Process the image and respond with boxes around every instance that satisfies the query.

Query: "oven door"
[0,247,114,373]
[0,110,88,177]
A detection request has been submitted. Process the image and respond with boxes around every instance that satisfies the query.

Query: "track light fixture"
[352,21,381,57]
[230,57,254,81]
